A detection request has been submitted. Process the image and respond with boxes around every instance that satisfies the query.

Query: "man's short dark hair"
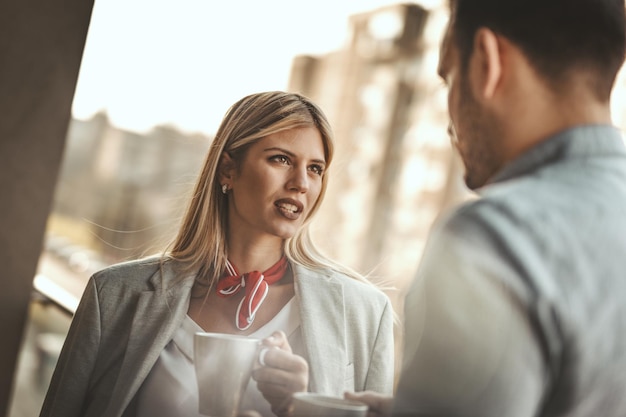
[449,0,626,100]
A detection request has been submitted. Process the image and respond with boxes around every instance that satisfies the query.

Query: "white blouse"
[136,297,303,417]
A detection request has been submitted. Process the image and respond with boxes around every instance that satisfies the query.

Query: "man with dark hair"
[348,0,626,416]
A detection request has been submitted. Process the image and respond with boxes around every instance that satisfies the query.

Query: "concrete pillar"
[0,0,94,413]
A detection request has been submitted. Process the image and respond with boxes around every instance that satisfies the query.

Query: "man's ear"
[472,27,502,99]
[218,152,236,184]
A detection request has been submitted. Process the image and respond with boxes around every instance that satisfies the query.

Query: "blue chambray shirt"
[395,125,626,417]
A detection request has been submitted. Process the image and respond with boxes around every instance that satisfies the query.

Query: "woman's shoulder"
[295,263,390,306]
[91,254,171,290]
[93,254,160,277]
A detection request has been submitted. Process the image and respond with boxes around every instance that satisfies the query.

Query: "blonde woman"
[40,91,394,417]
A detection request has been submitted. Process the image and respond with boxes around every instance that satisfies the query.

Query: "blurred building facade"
[52,112,212,262]
[288,2,469,304]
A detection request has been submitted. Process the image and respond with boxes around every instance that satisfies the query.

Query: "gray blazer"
[40,257,394,417]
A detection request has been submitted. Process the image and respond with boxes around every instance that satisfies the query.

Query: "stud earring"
[221,184,229,194]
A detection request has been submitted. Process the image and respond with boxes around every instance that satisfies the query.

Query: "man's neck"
[500,87,612,165]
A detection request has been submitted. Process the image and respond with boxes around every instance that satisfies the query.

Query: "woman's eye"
[270,155,289,164]
[309,165,324,176]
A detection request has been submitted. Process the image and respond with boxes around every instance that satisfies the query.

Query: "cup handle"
[258,347,270,367]
[255,345,281,369]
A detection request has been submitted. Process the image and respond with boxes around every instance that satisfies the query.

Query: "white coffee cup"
[292,392,368,417]
[194,332,260,417]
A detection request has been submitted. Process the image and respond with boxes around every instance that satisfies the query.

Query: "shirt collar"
[485,124,626,188]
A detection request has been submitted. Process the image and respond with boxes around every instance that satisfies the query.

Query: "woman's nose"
[287,167,309,193]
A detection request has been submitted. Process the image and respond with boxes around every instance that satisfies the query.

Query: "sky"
[71,0,439,135]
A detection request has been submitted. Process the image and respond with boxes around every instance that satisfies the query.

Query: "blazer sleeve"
[363,297,395,394]
[39,276,102,417]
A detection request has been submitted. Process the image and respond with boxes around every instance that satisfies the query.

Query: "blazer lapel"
[293,265,347,395]
[106,262,195,417]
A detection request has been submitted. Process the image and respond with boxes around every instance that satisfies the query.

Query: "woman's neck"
[226,237,284,273]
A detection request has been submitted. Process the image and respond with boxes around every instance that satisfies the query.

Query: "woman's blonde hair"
[167,91,369,288]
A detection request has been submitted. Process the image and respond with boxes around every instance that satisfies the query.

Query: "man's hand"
[238,412,262,417]
[345,391,394,417]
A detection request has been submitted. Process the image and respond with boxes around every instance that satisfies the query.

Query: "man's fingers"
[237,411,263,417]
[344,391,394,417]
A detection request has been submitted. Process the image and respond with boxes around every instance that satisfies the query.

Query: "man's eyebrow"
[437,27,453,80]
[437,46,449,80]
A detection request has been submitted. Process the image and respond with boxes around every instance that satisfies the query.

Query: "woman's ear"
[218,152,236,185]
[472,27,502,99]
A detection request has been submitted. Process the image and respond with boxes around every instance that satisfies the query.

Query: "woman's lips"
[275,198,303,220]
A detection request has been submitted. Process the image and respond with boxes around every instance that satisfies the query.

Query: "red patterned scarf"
[216,256,289,330]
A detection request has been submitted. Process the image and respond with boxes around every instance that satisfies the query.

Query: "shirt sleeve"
[393,209,549,417]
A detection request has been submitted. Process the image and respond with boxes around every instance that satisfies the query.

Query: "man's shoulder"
[448,174,569,231]
[428,180,554,258]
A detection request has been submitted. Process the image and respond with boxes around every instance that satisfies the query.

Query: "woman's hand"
[252,330,309,417]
